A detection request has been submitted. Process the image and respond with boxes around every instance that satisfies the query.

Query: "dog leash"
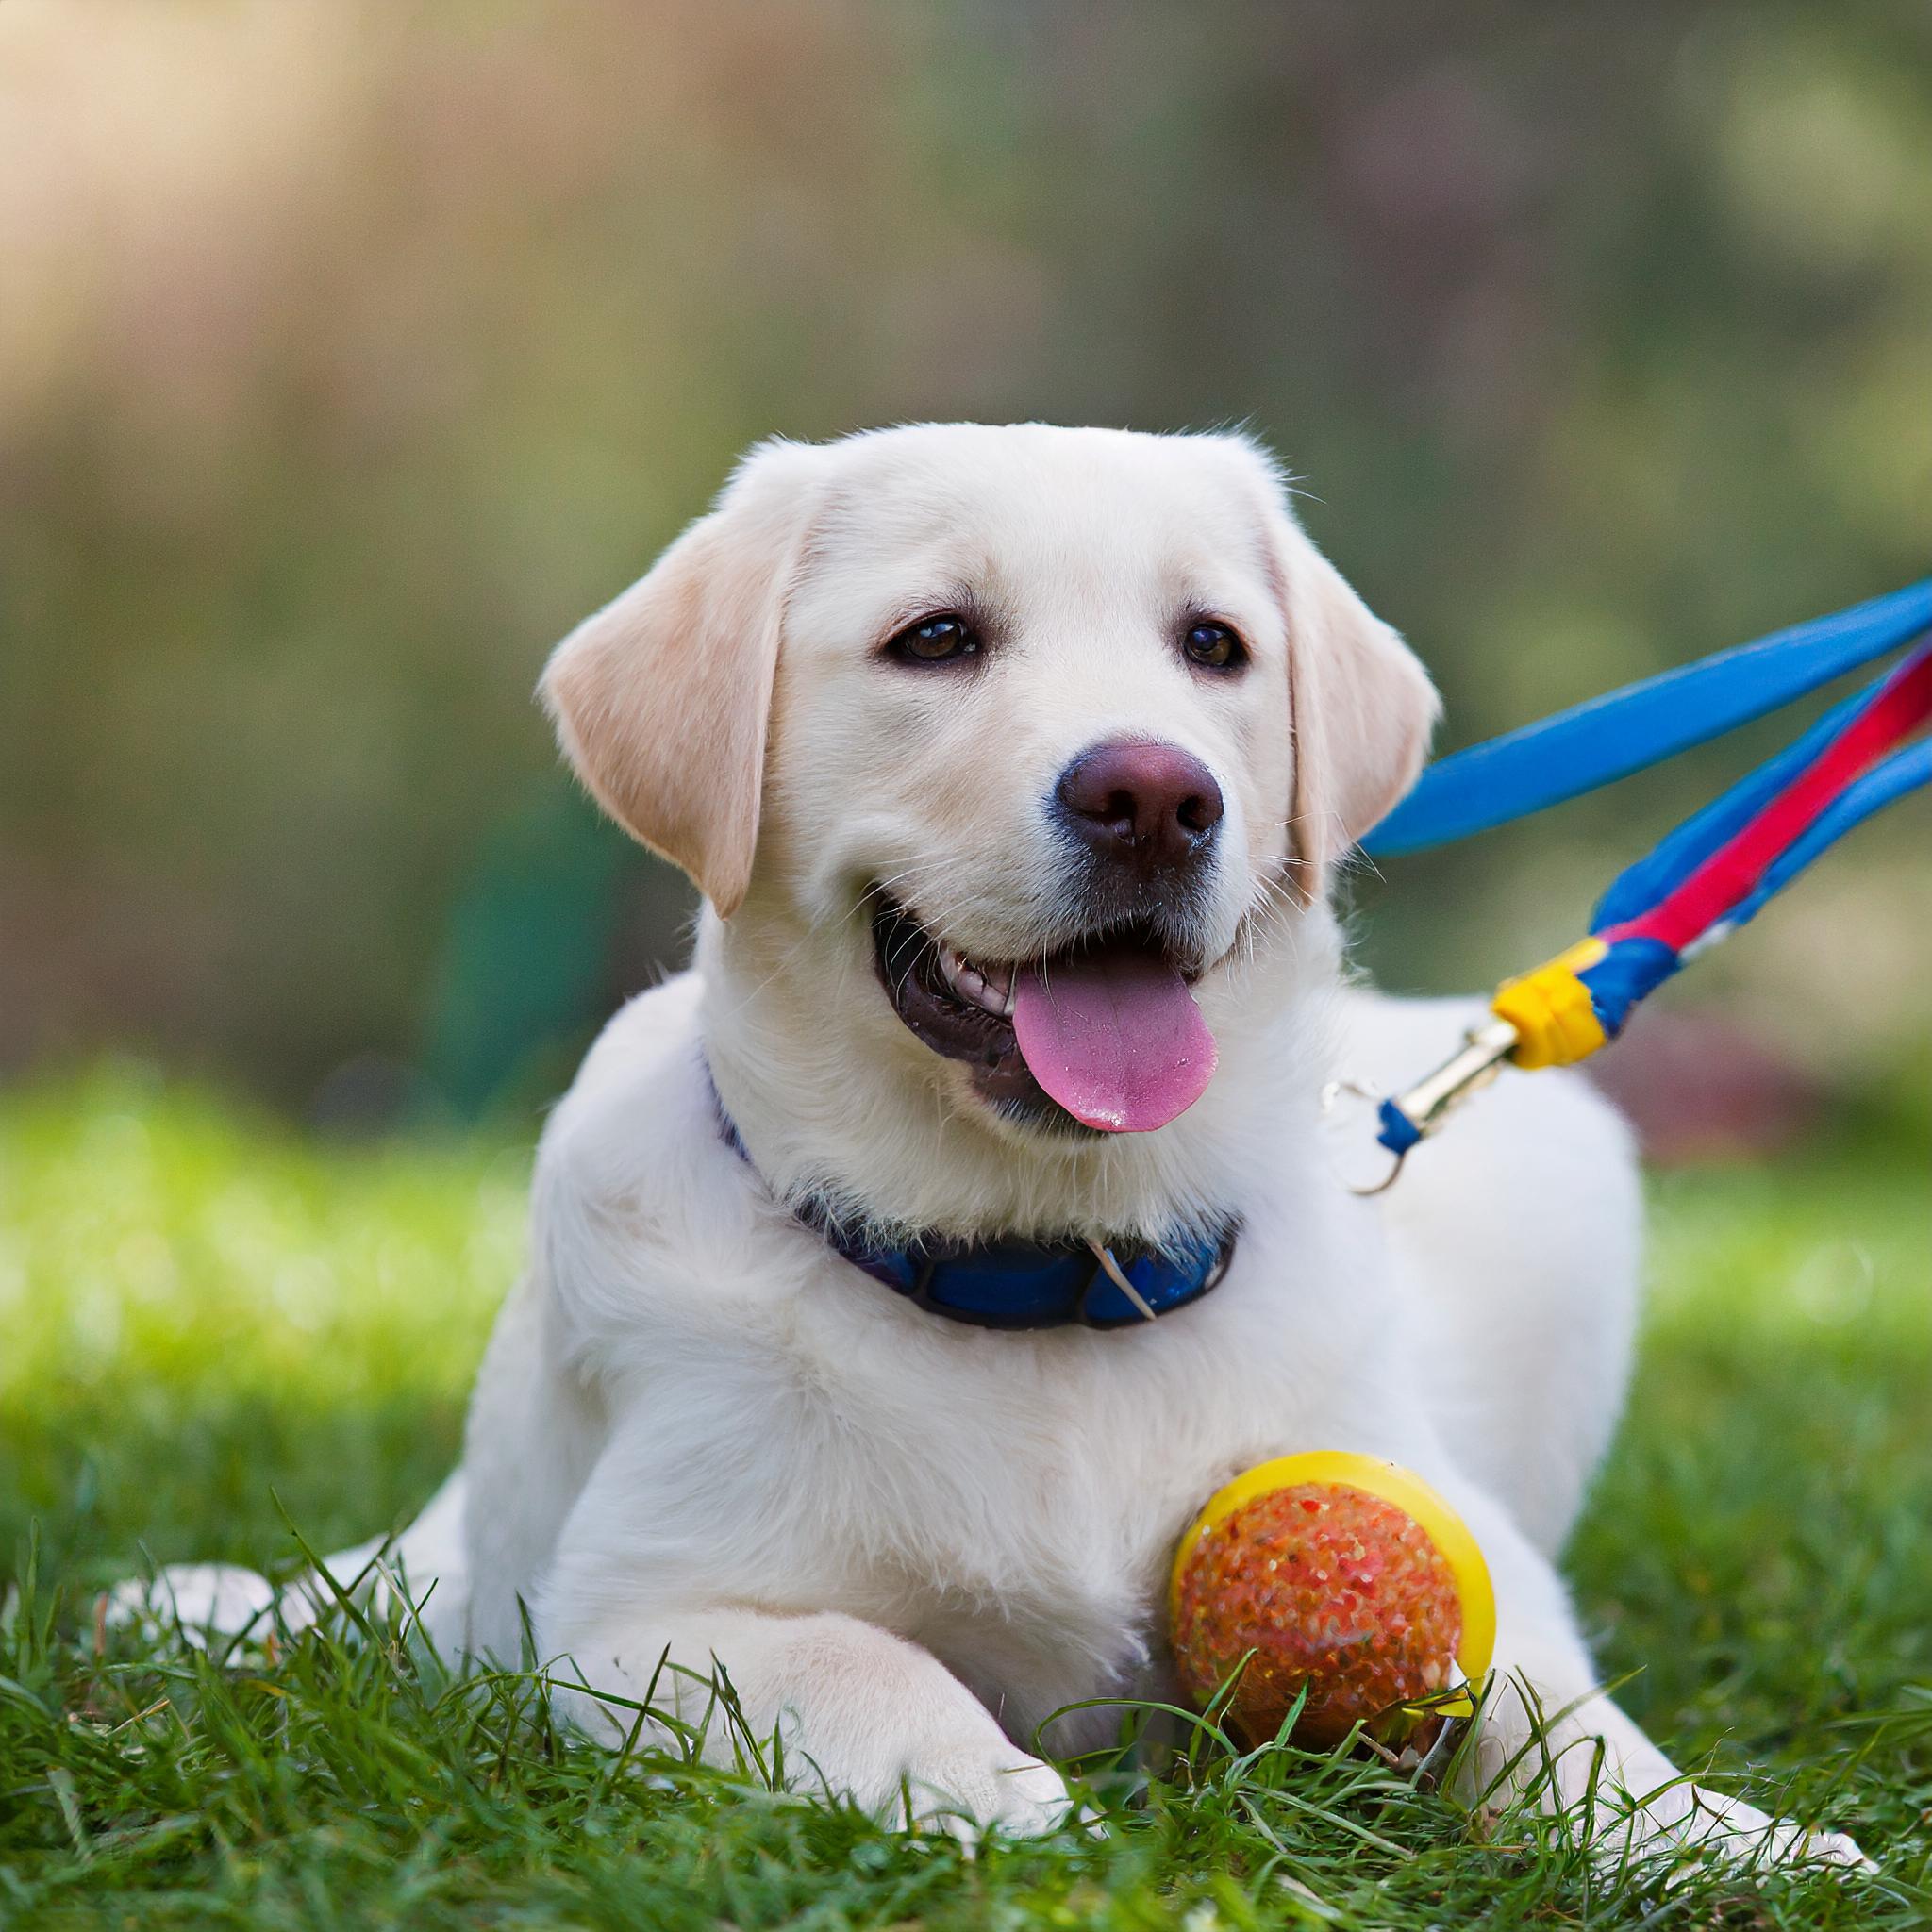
[1337,577,1932,1192]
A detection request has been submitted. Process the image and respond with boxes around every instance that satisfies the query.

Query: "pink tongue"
[1011,949,1218,1133]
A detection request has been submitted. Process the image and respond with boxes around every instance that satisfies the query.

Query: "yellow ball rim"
[1170,1451,1496,1711]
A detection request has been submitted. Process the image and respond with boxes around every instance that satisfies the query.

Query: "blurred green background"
[2,0,1926,1131]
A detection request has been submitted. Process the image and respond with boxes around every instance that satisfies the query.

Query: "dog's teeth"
[934,939,1015,1018]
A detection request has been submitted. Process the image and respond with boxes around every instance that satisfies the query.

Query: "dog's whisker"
[709,864,935,1024]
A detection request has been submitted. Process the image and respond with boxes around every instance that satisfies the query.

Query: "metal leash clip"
[1325,1019,1518,1196]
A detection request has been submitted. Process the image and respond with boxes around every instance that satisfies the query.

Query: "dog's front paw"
[105,1563,303,1645]
[1607,1782,1872,1874]
[1793,1824,1873,1871]
[899,1745,1077,1844]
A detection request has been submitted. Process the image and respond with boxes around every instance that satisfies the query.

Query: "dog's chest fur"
[527,981,1416,1732]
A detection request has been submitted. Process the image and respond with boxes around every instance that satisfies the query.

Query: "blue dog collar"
[808,1215,1238,1331]
[708,1069,1237,1330]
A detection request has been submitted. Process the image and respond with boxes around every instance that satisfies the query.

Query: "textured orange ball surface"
[1173,1481,1465,1748]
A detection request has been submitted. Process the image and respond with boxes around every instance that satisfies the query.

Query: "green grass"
[3,1067,1929,1927]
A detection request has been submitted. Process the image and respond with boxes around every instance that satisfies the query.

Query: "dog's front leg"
[543,1597,1075,1840]
[1446,1486,1866,1871]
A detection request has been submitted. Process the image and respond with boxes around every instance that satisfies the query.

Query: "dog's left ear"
[1246,461,1440,894]
[540,440,822,917]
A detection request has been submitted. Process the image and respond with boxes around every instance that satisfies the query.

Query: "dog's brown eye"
[889,615,979,663]
[1183,622,1244,671]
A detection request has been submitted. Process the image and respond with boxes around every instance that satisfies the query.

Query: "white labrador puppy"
[131,424,1859,1866]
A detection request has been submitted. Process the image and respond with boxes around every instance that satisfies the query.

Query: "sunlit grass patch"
[0,1066,521,1570]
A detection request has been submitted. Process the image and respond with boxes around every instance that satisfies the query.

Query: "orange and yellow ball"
[1170,1451,1495,1749]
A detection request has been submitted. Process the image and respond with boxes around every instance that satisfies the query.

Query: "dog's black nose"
[1055,739,1224,872]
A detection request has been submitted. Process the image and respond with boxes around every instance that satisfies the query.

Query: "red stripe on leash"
[1606,643,1932,954]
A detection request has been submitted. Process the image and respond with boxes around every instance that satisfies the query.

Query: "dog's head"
[543,425,1435,1230]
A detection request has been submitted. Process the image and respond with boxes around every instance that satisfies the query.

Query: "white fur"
[121,425,1862,1868]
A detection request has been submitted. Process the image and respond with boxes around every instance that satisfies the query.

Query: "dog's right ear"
[1226,438,1439,898]
[540,440,821,918]
[1275,519,1440,893]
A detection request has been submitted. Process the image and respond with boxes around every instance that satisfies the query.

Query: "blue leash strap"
[1589,658,1901,930]
[1739,735,1929,926]
[1365,577,1932,858]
